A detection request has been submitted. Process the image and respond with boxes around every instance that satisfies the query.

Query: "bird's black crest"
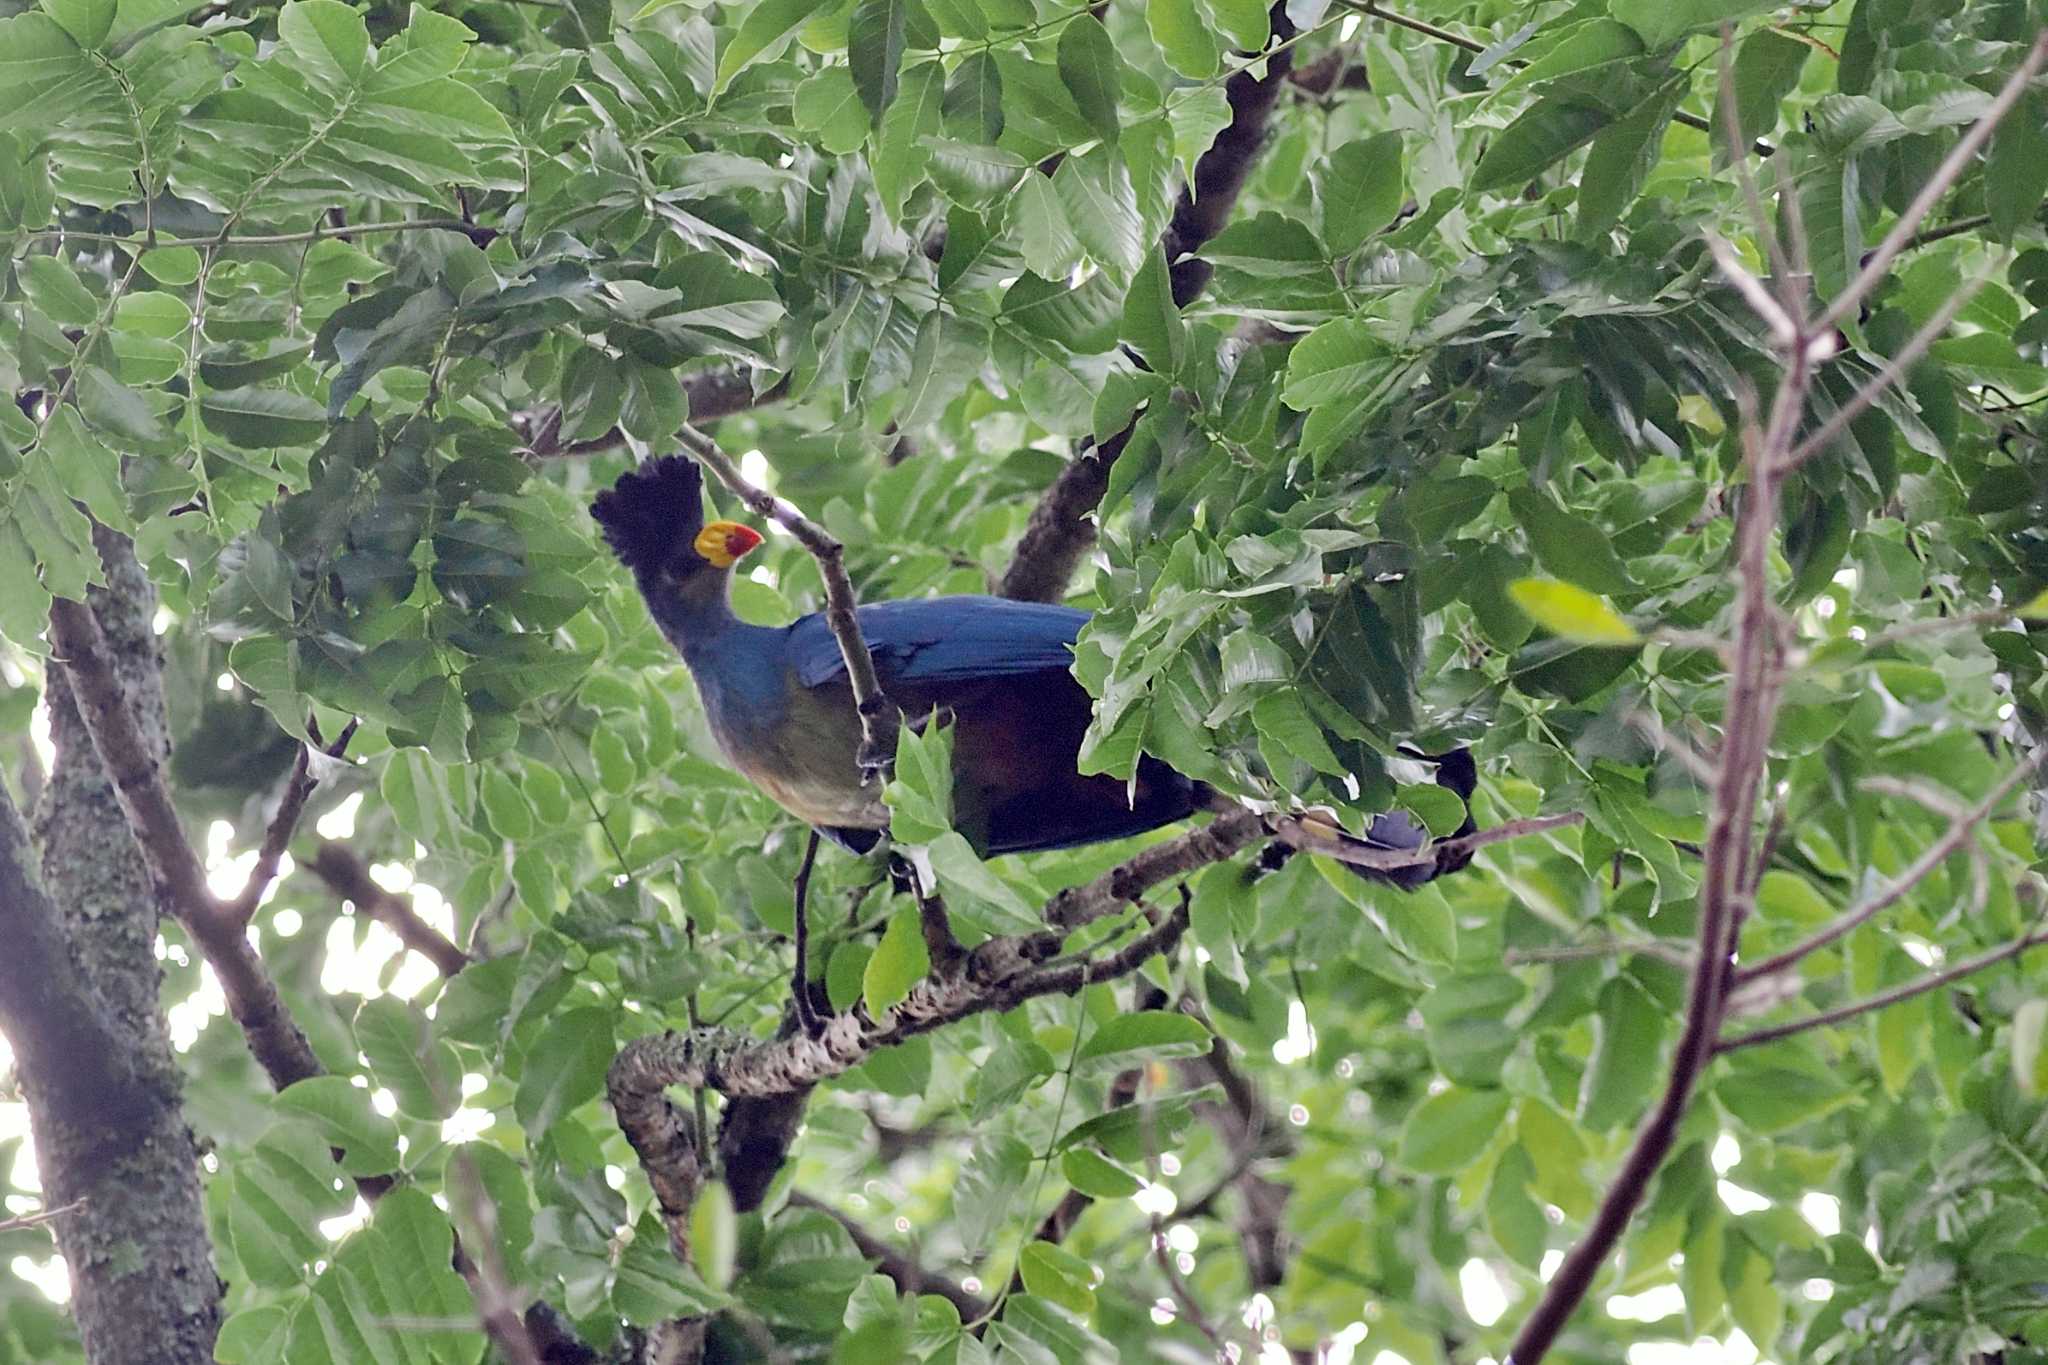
[590,455,705,578]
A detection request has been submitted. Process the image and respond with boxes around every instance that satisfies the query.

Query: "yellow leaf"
[2018,587,2048,620]
[1508,578,1640,644]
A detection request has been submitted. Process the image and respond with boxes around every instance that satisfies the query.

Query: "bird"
[590,456,1476,888]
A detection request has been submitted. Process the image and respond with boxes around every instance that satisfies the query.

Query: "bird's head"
[591,455,764,585]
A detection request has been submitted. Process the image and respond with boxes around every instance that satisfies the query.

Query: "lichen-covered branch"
[47,595,325,1091]
[677,426,900,777]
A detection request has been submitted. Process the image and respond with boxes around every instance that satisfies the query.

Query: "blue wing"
[788,596,1090,690]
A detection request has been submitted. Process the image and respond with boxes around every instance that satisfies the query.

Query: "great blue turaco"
[591,455,1477,887]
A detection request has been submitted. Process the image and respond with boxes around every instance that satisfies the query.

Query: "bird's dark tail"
[589,455,704,580]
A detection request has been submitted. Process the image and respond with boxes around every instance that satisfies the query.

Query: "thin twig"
[0,1198,86,1235]
[1151,1222,1226,1351]
[445,1154,544,1365]
[1784,258,2001,469]
[1720,920,2048,1053]
[226,718,357,926]
[306,842,474,978]
[786,1192,990,1322]
[1814,32,2048,336]
[1735,750,2044,985]
[677,427,900,779]
[1505,939,1697,967]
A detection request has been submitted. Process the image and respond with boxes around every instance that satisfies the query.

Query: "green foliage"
[1,0,2046,1361]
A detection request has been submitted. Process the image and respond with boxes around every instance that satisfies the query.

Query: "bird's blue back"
[788,596,1089,690]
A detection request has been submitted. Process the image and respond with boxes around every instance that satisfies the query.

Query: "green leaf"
[19,257,96,325]
[1610,0,1780,50]
[1471,98,1612,191]
[1410,975,1519,1088]
[1579,975,1667,1130]
[1147,0,1218,78]
[714,0,817,95]
[1118,247,1183,376]
[923,137,1029,209]
[1508,577,1639,643]
[1250,690,1346,775]
[278,0,370,91]
[199,387,328,448]
[1506,489,1634,595]
[848,0,908,122]
[1060,1147,1141,1198]
[76,365,168,444]
[1197,0,1266,51]
[1317,132,1404,256]
[1018,1241,1095,1316]
[1716,1062,1856,1134]
[354,996,459,1120]
[1055,15,1120,146]
[1717,28,1807,166]
[690,1182,738,1292]
[942,50,1003,142]
[1397,1086,1511,1175]
[41,0,113,50]
[1076,1010,1211,1072]
[795,66,870,153]
[276,1076,404,1176]
[1052,147,1143,279]
[41,406,129,533]
[1008,173,1083,280]
[864,905,931,1015]
[1988,92,2048,244]
[873,60,945,222]
[513,1005,614,1137]
[2014,999,2048,1098]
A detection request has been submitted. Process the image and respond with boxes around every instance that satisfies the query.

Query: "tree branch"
[47,596,325,1090]
[786,1192,990,1322]
[998,0,1299,603]
[1720,916,2048,1054]
[1505,51,2045,1360]
[677,427,900,778]
[1733,750,2044,986]
[305,841,473,978]
[1813,33,2048,335]
[226,718,357,926]
[611,901,1190,1104]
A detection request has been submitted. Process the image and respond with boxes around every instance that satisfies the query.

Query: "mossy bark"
[25,529,222,1363]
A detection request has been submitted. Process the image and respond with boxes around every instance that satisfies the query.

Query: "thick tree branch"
[998,2,1299,603]
[305,841,473,978]
[678,427,900,777]
[612,902,1189,1104]
[787,1192,990,1322]
[1045,807,1265,930]
[47,596,326,1090]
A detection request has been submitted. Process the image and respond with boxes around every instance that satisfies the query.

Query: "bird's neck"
[646,569,740,665]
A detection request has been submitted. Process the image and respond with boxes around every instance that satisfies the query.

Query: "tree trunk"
[24,529,222,1363]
